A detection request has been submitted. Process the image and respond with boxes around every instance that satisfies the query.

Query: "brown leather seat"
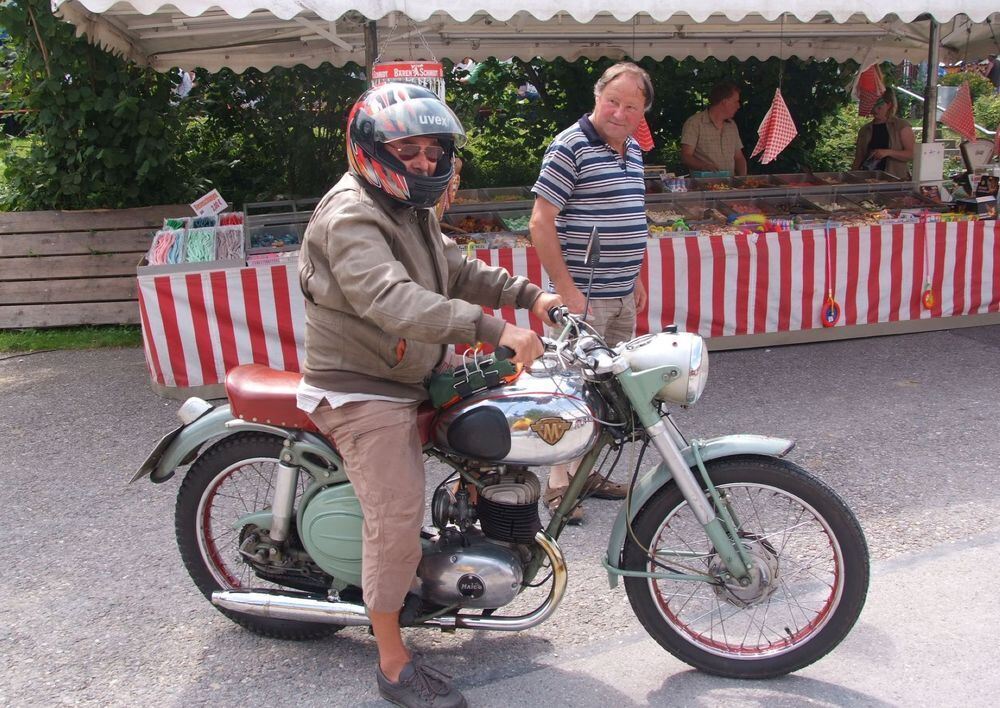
[225,364,438,445]
[227,364,318,431]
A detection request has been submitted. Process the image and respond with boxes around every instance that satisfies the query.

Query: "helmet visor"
[371,96,467,148]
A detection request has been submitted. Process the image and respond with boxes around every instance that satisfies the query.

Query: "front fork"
[615,365,753,582]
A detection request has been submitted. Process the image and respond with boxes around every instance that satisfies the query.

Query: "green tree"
[940,71,994,101]
[0,0,192,210]
[447,56,857,179]
[180,65,366,205]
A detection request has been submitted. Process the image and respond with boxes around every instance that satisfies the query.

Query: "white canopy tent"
[51,1,1000,74]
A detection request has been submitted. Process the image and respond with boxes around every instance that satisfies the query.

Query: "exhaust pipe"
[212,589,371,626]
[212,531,568,631]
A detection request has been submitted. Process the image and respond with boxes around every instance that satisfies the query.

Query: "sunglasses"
[388,143,445,161]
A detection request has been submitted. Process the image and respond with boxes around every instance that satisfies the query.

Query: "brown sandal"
[542,484,583,524]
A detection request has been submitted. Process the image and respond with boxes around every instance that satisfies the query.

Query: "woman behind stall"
[852,88,915,179]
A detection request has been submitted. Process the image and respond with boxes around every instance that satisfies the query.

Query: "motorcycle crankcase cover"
[433,366,600,465]
[298,483,364,587]
[418,530,523,609]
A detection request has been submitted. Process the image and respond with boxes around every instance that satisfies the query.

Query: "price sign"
[191,189,228,216]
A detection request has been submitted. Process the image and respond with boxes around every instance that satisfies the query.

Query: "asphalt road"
[3,325,999,706]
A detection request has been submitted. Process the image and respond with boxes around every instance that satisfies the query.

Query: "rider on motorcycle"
[296,82,561,708]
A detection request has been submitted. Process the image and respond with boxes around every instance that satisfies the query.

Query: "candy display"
[646,208,687,223]
[451,215,504,233]
[499,213,531,231]
[437,170,989,246]
[144,211,246,268]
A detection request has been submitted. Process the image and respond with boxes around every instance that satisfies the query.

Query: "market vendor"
[680,81,748,176]
[852,88,914,179]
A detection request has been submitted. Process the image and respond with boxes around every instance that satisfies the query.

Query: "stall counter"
[137,220,1000,393]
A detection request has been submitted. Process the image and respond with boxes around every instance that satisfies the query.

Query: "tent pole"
[921,18,940,143]
[364,20,378,81]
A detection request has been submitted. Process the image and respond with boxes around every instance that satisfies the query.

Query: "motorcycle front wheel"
[622,456,869,679]
[175,432,342,640]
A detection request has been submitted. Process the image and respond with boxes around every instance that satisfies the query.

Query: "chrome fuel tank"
[433,364,602,465]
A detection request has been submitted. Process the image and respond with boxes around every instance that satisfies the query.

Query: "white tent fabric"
[52,1,1000,73]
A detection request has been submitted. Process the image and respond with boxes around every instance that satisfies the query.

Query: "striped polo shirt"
[532,115,647,298]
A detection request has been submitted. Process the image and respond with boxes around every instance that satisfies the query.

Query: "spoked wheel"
[175,432,341,640]
[623,456,869,678]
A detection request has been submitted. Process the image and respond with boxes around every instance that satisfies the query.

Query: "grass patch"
[0,324,143,352]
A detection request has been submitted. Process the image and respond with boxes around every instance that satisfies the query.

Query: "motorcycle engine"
[420,467,541,608]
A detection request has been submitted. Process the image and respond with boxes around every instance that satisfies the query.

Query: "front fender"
[603,434,794,588]
[141,404,237,483]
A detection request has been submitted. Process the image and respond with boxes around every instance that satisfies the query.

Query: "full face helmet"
[347,83,467,208]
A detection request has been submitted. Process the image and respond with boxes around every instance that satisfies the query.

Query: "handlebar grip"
[494,346,516,361]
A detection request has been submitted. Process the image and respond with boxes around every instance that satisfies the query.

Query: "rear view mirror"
[584,226,601,267]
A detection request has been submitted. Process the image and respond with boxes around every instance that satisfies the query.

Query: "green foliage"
[0,0,193,210]
[446,56,858,180]
[0,324,141,351]
[810,104,869,172]
[940,72,995,101]
[974,93,1000,131]
[180,65,366,204]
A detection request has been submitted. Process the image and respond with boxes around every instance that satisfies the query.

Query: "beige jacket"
[853,116,911,180]
[298,173,542,399]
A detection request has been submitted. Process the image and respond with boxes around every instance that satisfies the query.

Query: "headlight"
[621,332,710,406]
[685,335,708,405]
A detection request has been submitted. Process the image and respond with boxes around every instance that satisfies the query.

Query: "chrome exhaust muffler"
[212,589,371,625]
[212,531,568,631]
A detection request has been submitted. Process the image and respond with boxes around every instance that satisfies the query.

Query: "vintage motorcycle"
[135,256,869,679]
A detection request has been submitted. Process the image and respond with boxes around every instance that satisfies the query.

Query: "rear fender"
[603,434,794,588]
[140,404,238,483]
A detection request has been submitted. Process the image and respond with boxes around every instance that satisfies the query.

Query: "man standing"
[298,83,560,707]
[529,62,651,523]
[680,81,748,176]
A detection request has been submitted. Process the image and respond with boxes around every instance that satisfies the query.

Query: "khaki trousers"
[550,293,636,482]
[585,293,637,347]
[309,399,424,613]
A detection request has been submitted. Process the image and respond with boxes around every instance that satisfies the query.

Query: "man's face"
[590,75,647,147]
[720,91,741,120]
[385,136,444,177]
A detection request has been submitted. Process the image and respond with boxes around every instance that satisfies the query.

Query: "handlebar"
[548,305,570,326]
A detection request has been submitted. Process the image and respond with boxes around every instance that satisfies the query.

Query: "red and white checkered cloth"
[751,89,798,164]
[633,117,654,152]
[855,65,886,117]
[940,82,977,143]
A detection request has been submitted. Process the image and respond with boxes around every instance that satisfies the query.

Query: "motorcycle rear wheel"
[175,432,342,640]
[623,456,869,678]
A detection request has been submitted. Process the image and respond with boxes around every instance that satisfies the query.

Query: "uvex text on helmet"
[347,83,467,208]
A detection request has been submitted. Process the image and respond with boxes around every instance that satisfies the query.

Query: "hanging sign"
[191,189,228,216]
[371,62,446,100]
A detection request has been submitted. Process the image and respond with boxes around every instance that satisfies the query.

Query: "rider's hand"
[531,293,563,325]
[498,324,544,364]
